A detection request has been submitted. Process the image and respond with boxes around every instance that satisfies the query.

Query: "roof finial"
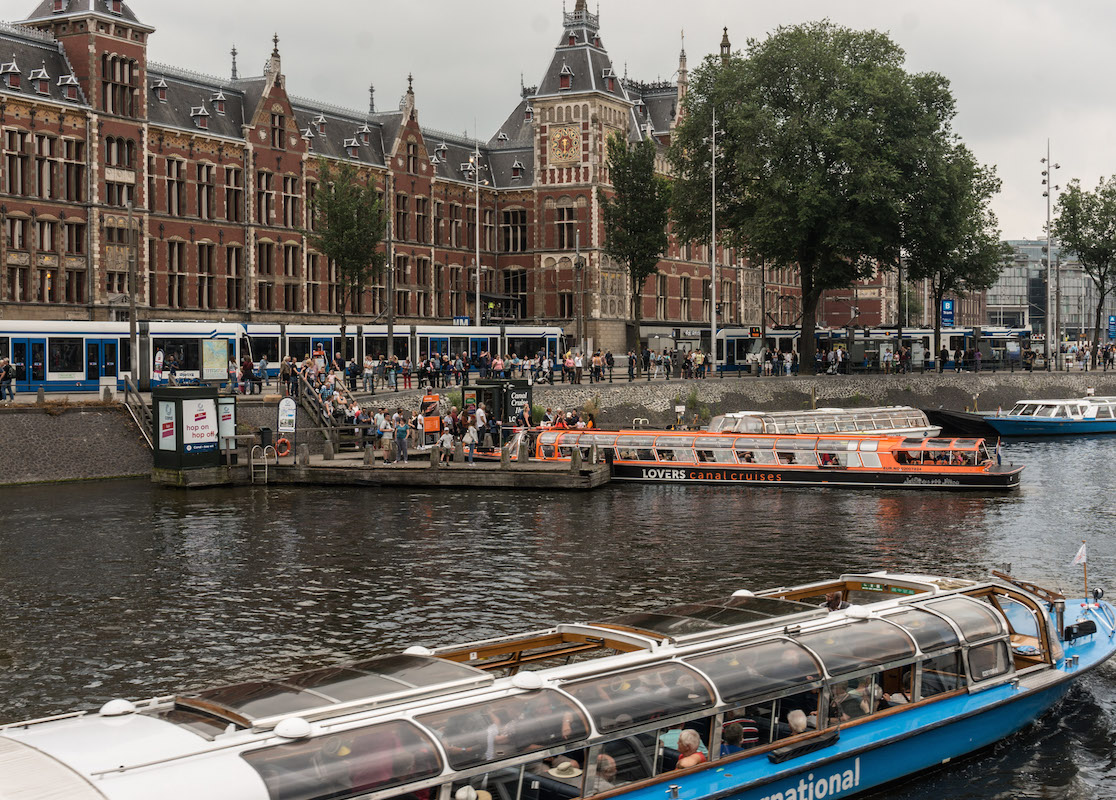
[680,29,685,58]
[272,32,280,57]
[230,45,238,80]
[574,0,587,13]
[369,83,375,113]
[407,73,413,94]
[720,26,731,65]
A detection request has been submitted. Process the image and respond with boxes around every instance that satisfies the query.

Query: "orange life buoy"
[275,437,291,457]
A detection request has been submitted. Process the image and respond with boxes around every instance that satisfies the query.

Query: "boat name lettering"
[759,757,860,800]
[642,468,688,480]
[902,477,961,486]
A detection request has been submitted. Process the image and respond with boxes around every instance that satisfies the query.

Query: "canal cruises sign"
[0,570,1110,800]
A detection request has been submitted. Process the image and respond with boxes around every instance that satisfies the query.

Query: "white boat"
[708,406,941,438]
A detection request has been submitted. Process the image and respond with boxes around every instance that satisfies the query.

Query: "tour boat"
[708,406,941,438]
[529,430,1022,489]
[984,397,1116,436]
[1,570,1112,800]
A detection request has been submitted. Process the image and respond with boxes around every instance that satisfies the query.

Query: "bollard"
[323,440,335,461]
[297,443,310,466]
[364,445,375,466]
[589,443,599,465]
[36,386,45,404]
[500,443,511,468]
[102,386,113,401]
[482,432,495,449]
[518,436,531,464]
[453,439,465,463]
[569,447,583,473]
[429,447,440,469]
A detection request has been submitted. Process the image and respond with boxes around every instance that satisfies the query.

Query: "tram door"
[426,337,449,358]
[85,339,119,387]
[11,338,46,391]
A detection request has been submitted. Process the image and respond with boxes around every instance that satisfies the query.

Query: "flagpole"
[1083,539,1089,600]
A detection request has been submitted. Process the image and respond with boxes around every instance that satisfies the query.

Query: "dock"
[153,449,612,491]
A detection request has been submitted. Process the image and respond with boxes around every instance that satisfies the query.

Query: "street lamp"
[705,110,723,372]
[1041,142,1060,371]
[575,228,585,357]
[469,144,489,327]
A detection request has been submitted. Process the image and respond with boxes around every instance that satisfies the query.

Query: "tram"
[1,570,1111,800]
[531,429,1022,489]
[0,320,563,392]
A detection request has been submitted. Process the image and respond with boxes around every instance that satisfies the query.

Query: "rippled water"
[2,438,1116,798]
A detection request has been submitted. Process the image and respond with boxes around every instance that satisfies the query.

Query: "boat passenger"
[590,754,618,793]
[787,710,809,735]
[720,722,747,756]
[675,728,708,770]
[822,591,850,612]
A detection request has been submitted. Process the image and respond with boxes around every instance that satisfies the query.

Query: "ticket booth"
[152,386,223,470]
[473,379,533,424]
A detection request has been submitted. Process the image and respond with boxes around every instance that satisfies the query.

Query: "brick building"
[0,0,758,356]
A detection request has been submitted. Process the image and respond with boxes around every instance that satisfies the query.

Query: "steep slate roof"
[146,62,245,139]
[625,80,677,141]
[488,97,534,148]
[289,99,388,168]
[0,21,88,107]
[23,0,151,31]
[533,5,628,103]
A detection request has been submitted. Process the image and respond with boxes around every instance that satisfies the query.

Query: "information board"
[421,395,441,433]
[201,339,227,381]
[1109,315,1115,340]
[157,401,176,451]
[277,397,297,433]
[941,299,955,327]
[154,349,164,378]
[182,398,218,453]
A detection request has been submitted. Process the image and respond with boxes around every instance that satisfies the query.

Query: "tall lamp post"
[575,229,585,356]
[707,109,721,372]
[469,144,488,327]
[127,200,137,387]
[1041,142,1060,371]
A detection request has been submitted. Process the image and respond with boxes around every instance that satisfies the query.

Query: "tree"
[305,157,387,362]
[1053,177,1116,368]
[904,141,1008,367]
[671,21,958,374]
[598,132,671,355]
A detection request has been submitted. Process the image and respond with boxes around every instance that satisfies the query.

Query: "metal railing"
[122,376,153,450]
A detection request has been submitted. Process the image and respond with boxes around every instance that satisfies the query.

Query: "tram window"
[117,337,131,373]
[152,338,200,371]
[0,337,8,360]
[48,337,83,373]
[289,336,311,360]
[242,720,442,800]
[243,335,280,362]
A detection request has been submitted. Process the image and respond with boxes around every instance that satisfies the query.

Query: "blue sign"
[1108,315,1115,340]
[941,299,955,327]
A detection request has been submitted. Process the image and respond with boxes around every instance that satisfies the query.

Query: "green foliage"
[445,390,463,409]
[598,133,671,350]
[903,141,1007,359]
[671,21,961,374]
[305,157,387,359]
[686,386,701,409]
[1054,177,1116,366]
[530,404,547,425]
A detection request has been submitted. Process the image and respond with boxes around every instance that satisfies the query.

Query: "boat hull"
[610,462,1023,489]
[984,416,1116,436]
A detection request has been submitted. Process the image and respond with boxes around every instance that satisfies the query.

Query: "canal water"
[2,438,1115,798]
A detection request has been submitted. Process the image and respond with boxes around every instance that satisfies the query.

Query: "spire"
[407,73,414,94]
[369,83,375,113]
[272,32,280,58]
[230,45,238,80]
[676,29,689,118]
[720,27,731,66]
[574,0,587,12]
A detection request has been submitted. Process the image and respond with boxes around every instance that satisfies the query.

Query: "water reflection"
[1,438,1115,798]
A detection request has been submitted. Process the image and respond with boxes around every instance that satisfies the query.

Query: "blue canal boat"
[984,397,1116,436]
[1,571,1112,800]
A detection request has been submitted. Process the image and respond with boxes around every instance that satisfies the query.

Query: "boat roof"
[1012,397,1116,404]
[540,430,985,449]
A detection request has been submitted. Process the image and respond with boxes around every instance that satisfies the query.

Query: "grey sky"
[84,1,1116,240]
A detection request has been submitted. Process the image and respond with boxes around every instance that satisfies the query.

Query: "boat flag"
[1073,541,1087,565]
[1074,540,1089,599]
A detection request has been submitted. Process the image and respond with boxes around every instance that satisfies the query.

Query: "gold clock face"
[550,126,580,162]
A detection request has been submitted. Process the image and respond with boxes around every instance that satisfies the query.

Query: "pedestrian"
[437,428,455,463]
[0,358,14,403]
[259,354,269,388]
[463,417,479,465]
[394,414,410,464]
[363,353,375,393]
[627,350,635,381]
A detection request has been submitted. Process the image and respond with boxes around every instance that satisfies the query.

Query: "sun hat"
[548,761,584,779]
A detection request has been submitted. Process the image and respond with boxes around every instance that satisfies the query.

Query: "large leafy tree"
[671,21,957,374]
[305,157,387,362]
[904,141,1008,365]
[1054,177,1116,368]
[598,132,671,354]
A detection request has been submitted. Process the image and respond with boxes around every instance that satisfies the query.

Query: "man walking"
[0,357,15,403]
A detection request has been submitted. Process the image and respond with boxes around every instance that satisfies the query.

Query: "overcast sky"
[107,0,1116,240]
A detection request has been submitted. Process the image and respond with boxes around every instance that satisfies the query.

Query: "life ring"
[275,437,291,457]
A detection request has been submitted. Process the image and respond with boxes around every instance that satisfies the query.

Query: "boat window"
[992,595,1041,640]
[836,417,859,432]
[539,432,560,446]
[144,707,234,739]
[825,671,884,725]
[696,448,734,463]
[1098,406,1114,419]
[733,417,764,434]
[775,438,817,451]
[920,651,966,697]
[860,452,882,468]
[685,640,823,704]
[655,435,696,448]
[584,434,617,447]
[967,641,1012,682]
[708,416,731,432]
[1035,406,1056,417]
[416,689,589,770]
[925,439,950,450]
[816,439,854,453]
[694,437,732,450]
[953,439,980,449]
[901,438,925,448]
[655,447,694,462]
[654,720,713,774]
[562,663,716,734]
[622,436,655,447]
[242,720,442,800]
[882,609,961,651]
[924,597,1005,642]
[1053,406,1069,418]
[736,448,775,465]
[795,620,917,676]
[858,440,878,452]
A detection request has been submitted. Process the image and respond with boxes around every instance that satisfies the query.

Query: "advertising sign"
[463,388,477,414]
[201,339,227,381]
[218,396,237,448]
[1109,315,1115,340]
[277,397,297,433]
[421,395,441,433]
[941,299,955,327]
[183,398,218,453]
[157,401,176,451]
[507,387,531,423]
[154,349,164,378]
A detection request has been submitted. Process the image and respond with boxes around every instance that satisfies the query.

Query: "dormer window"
[153,76,167,103]
[511,159,524,180]
[108,0,123,14]
[524,104,534,122]
[436,142,448,160]
[497,132,509,142]
[313,113,326,135]
[344,137,359,158]
[52,0,68,12]
[358,123,371,145]
[191,106,210,130]
[602,67,616,93]
[559,63,573,91]
[302,126,315,151]
[593,36,601,48]
[1,58,21,91]
[567,31,576,46]
[212,90,226,115]
[58,73,79,101]
[30,64,50,96]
